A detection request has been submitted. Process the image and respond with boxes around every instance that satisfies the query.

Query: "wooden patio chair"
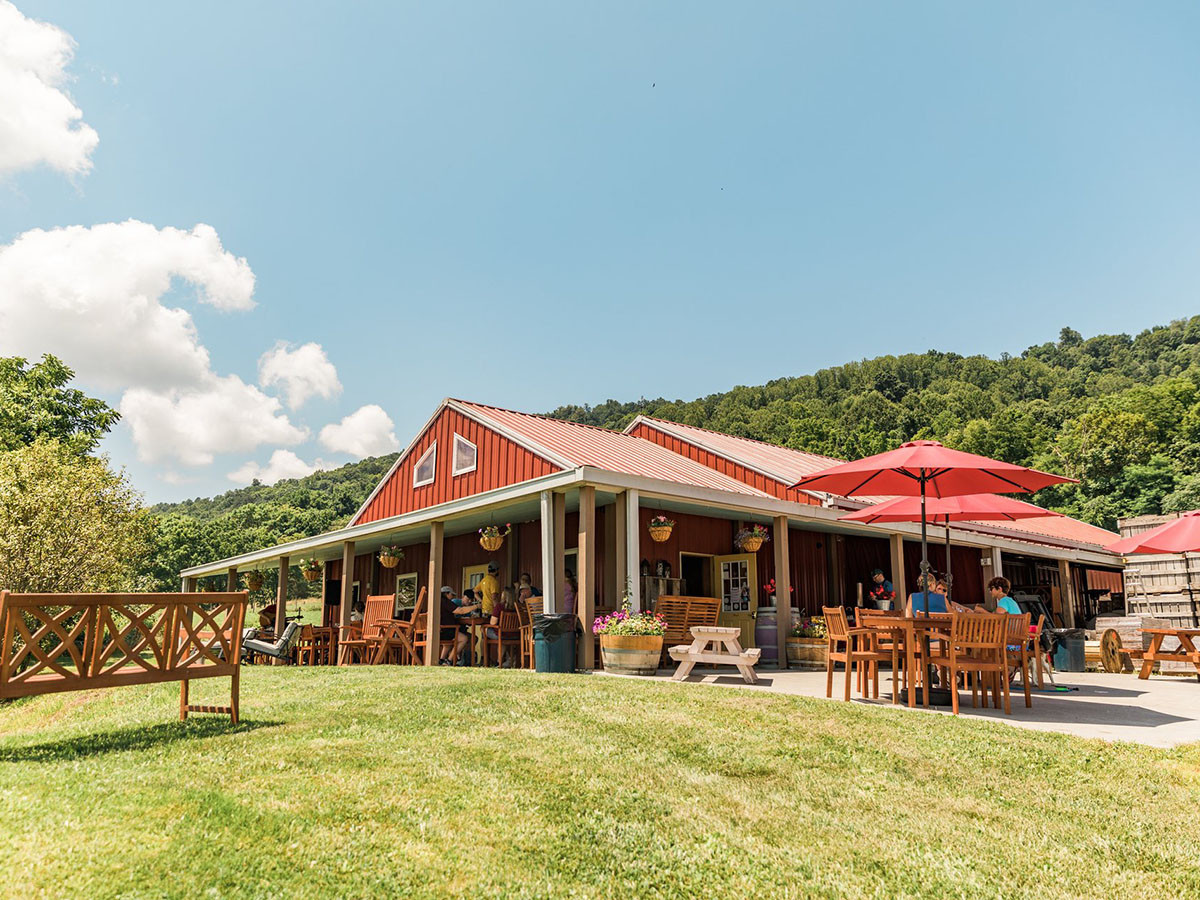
[855,609,903,703]
[296,625,318,665]
[519,596,543,669]
[1002,611,1033,708]
[927,612,1011,715]
[484,609,522,667]
[822,606,892,701]
[337,595,394,665]
[374,588,426,665]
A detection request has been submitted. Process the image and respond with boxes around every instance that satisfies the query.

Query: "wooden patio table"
[862,615,952,708]
[1138,628,1200,679]
[457,615,490,667]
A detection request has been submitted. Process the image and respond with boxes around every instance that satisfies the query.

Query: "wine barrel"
[755,608,778,665]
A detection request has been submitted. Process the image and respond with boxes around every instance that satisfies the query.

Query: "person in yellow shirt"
[474,561,501,616]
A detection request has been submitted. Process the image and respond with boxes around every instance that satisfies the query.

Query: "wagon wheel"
[1099,628,1124,673]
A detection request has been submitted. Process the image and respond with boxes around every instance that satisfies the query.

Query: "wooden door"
[713,553,758,648]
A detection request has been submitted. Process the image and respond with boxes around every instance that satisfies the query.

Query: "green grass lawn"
[1,668,1197,900]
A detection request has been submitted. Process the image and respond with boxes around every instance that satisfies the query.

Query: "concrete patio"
[619,668,1200,748]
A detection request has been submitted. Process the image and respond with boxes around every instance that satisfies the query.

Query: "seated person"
[349,599,365,624]
[906,574,949,615]
[988,576,1021,615]
[437,586,479,665]
[487,588,519,667]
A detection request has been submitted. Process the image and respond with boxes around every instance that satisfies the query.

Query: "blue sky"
[2,1,1199,503]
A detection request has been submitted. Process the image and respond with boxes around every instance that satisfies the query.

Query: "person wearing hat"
[867,568,896,609]
[475,561,501,616]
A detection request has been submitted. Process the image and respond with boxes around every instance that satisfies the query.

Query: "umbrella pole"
[945,517,952,603]
[920,478,929,618]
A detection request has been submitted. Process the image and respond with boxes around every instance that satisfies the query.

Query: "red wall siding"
[628,423,821,506]
[354,407,561,525]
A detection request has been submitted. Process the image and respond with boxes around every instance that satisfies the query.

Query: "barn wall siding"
[353,407,562,526]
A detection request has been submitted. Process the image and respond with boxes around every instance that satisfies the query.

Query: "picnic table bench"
[0,590,247,723]
[668,625,761,684]
[1137,627,1200,679]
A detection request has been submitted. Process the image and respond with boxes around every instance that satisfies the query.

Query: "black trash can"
[1051,628,1087,672]
[534,614,576,673]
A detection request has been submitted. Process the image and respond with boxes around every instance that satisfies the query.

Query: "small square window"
[413,443,436,487]
[452,433,477,476]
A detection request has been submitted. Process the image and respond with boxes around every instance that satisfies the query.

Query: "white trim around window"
[413,442,437,488]
[452,432,478,476]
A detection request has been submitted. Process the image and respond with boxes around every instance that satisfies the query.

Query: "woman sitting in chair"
[906,573,949,615]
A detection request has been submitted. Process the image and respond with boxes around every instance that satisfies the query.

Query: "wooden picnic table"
[1138,628,1200,679]
[668,625,761,684]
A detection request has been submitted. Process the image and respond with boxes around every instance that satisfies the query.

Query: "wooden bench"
[0,590,248,723]
[668,625,761,684]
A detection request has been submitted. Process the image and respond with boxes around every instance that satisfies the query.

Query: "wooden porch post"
[578,486,596,669]
[889,534,907,608]
[614,492,629,607]
[773,516,791,667]
[273,556,289,665]
[552,491,566,614]
[182,576,197,593]
[427,522,444,665]
[540,491,557,613]
[1058,558,1077,628]
[626,489,641,611]
[337,541,355,664]
[603,498,617,608]
[227,566,238,593]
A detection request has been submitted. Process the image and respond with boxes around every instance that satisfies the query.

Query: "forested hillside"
[550,316,1200,529]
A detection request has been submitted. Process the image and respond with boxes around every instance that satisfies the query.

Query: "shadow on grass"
[0,718,281,763]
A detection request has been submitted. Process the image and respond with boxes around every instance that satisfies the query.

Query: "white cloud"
[121,375,308,467]
[258,341,342,409]
[0,1,98,177]
[228,449,331,486]
[0,220,255,392]
[319,405,399,458]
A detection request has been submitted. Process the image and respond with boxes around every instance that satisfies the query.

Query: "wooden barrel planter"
[786,637,827,669]
[648,524,673,543]
[599,634,663,675]
[379,554,401,569]
[479,534,504,552]
[739,536,765,553]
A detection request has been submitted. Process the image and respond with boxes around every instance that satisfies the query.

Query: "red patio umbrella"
[1105,511,1200,555]
[795,441,1075,613]
[841,493,1065,603]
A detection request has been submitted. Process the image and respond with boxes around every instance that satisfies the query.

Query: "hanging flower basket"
[298,558,323,582]
[378,545,404,569]
[479,523,512,552]
[735,524,770,553]
[648,514,675,543]
[245,571,263,592]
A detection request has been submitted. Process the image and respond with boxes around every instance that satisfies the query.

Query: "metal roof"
[452,401,772,499]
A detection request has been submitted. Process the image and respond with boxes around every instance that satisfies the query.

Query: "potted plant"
[594,600,667,675]
[478,523,512,552]
[735,524,771,553]
[786,615,827,668]
[378,545,405,569]
[298,558,323,582]
[648,514,675,543]
[245,571,264,592]
[867,581,896,610]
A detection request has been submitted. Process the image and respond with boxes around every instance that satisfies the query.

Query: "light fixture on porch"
[648,514,675,542]
[478,522,512,552]
[378,544,405,569]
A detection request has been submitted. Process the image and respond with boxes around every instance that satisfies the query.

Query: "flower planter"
[599,634,663,675]
[739,536,765,553]
[648,524,673,543]
[245,572,263,591]
[379,554,401,569]
[479,534,504,552]
[301,568,321,582]
[786,636,827,669]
